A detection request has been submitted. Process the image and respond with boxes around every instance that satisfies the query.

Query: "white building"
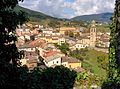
[44,54,62,67]
[18,44,36,52]
[73,20,97,50]
[43,30,53,34]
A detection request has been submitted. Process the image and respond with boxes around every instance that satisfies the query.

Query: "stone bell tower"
[90,20,97,48]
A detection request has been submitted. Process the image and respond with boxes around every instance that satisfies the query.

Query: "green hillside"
[15,5,59,22]
[71,13,113,22]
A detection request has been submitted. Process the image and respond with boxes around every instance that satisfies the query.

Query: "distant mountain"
[15,6,112,23]
[15,5,60,22]
[71,13,113,22]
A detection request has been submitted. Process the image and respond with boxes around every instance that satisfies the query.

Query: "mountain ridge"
[16,6,113,23]
[15,5,60,22]
[70,12,113,22]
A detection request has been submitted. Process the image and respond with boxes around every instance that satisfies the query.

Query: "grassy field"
[81,49,109,79]
[97,23,110,32]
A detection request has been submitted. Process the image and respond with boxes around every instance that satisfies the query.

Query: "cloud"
[64,0,115,16]
[19,0,115,18]
[19,0,67,18]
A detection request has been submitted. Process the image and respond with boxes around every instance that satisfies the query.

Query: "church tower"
[90,20,97,48]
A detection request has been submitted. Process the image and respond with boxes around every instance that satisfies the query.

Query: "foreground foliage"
[0,0,28,64]
[0,64,77,89]
[75,71,101,88]
[102,0,120,88]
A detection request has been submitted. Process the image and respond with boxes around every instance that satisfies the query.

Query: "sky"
[19,0,115,19]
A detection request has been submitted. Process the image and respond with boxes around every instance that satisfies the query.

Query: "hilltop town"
[0,0,117,89]
[16,20,110,72]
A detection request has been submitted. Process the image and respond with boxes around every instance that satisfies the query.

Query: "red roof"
[29,38,46,47]
[39,43,47,48]
[52,38,58,40]
[59,36,64,38]
[61,56,80,63]
[43,51,59,57]
[45,36,52,38]
[74,67,85,73]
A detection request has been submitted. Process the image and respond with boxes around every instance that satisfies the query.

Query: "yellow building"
[45,36,53,43]
[61,56,81,69]
[20,59,27,66]
[59,27,77,35]
[44,36,65,44]
[68,63,81,69]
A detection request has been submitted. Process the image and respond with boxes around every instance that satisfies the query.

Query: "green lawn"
[97,24,110,32]
[81,49,108,79]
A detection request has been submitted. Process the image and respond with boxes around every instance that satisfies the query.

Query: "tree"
[48,20,60,29]
[76,71,100,88]
[102,0,120,88]
[64,31,69,36]
[69,31,74,37]
[0,0,29,65]
[75,32,80,38]
[58,43,70,54]
[0,0,29,89]
[107,0,119,80]
[97,56,108,70]
[0,1,79,89]
[35,66,77,89]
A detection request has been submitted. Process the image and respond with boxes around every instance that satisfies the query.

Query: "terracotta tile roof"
[40,43,48,48]
[43,51,59,57]
[61,56,80,63]
[18,41,35,48]
[59,36,64,38]
[74,67,85,73]
[27,58,38,63]
[46,36,52,38]
[100,37,109,42]
[29,38,46,45]
[29,38,46,47]
[45,54,61,62]
[60,27,77,31]
[50,64,57,68]
[24,52,38,62]
[52,38,58,40]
